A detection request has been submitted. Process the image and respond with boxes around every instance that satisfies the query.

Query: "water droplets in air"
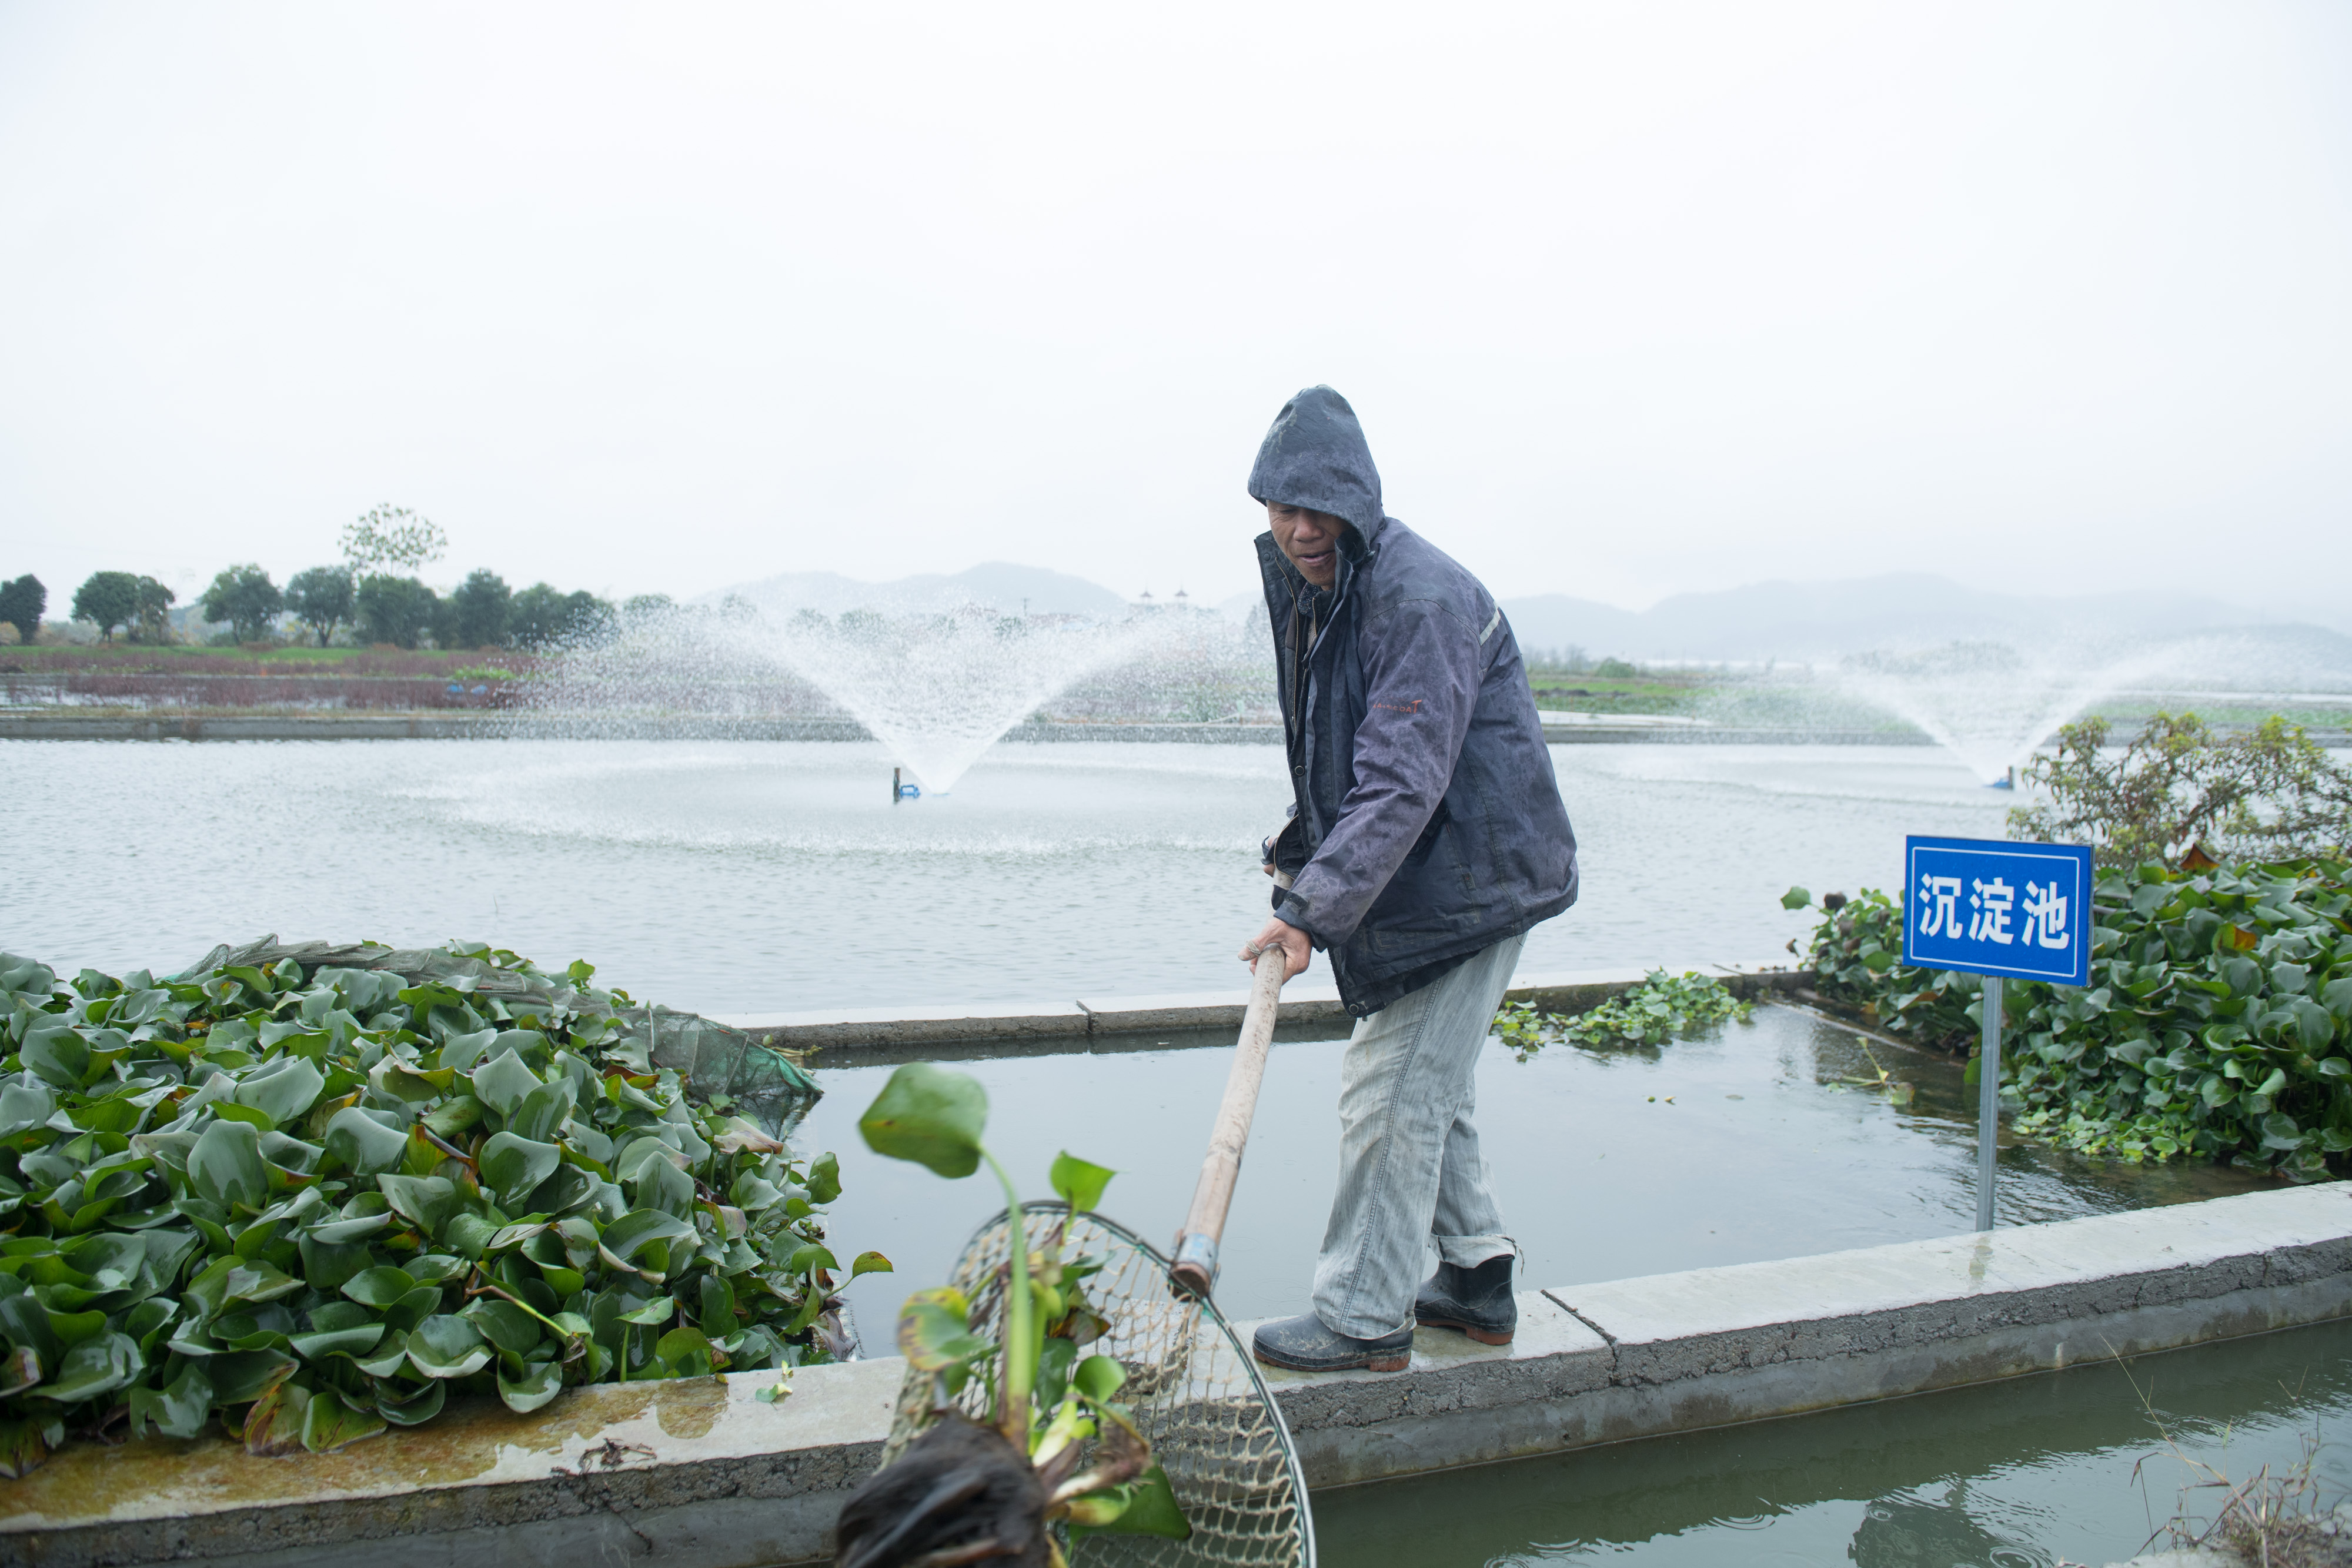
[529,598,1274,794]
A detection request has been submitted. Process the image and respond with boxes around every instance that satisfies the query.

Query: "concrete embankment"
[0,711,1932,745]
[7,1184,2346,1568]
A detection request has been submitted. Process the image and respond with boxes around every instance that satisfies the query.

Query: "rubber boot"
[1412,1255,1516,1345]
[1251,1313,1414,1373]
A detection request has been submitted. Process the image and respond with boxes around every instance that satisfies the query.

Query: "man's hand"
[1240,917,1313,980]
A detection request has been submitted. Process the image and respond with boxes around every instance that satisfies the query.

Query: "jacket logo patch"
[1371,699,1424,714]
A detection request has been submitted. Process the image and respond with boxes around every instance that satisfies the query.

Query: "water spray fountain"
[529,596,1275,795]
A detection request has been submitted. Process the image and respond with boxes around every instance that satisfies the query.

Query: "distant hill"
[704,561,1129,621]
[1501,574,2351,670]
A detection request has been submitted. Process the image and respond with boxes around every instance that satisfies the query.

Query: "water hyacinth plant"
[0,938,882,1477]
[1786,856,2352,1176]
[1493,970,1753,1061]
[834,1063,1187,1567]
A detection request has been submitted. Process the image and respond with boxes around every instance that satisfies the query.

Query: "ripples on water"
[0,738,2012,1009]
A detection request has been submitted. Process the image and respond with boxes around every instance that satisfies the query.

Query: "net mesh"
[879,1203,1315,1568]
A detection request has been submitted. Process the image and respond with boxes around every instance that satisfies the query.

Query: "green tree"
[510,583,614,649]
[129,577,176,643]
[0,574,44,645]
[340,505,447,574]
[198,563,284,643]
[71,571,142,641]
[355,574,439,650]
[448,569,514,649]
[2010,712,2352,868]
[283,566,356,646]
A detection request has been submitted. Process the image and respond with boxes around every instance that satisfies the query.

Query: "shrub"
[0,939,874,1476]
[1786,858,2352,1178]
[2010,712,2352,870]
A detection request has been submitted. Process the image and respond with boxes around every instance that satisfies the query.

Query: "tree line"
[0,566,630,652]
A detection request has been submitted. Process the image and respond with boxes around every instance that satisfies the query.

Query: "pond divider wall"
[8,1184,2346,1568]
[717,963,1808,1059]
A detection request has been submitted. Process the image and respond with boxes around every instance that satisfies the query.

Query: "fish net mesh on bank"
[880,1204,1316,1568]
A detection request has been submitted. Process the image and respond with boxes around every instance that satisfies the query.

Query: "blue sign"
[1902,835,2094,987]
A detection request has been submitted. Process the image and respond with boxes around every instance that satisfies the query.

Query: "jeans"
[1311,932,1525,1338]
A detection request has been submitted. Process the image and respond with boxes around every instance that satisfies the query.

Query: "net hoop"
[878,1202,1316,1567]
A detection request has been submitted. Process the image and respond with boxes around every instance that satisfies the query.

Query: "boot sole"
[1252,1349,1413,1373]
[1415,1314,1514,1346]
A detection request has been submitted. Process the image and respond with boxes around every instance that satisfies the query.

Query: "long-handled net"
[879,1201,1315,1567]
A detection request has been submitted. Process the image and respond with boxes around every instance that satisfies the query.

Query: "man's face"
[1267,503,1345,588]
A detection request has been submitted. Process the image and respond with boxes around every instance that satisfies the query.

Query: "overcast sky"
[2,2,2347,619]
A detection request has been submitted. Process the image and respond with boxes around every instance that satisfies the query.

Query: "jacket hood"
[1247,386,1387,545]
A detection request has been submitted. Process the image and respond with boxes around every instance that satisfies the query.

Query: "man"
[1240,386,1579,1374]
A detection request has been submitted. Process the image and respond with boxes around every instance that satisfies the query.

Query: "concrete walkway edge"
[6,1184,2346,1568]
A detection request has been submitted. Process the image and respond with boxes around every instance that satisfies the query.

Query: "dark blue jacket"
[1251,386,1579,1015]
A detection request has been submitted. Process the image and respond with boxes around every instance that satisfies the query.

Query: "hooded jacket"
[1250,386,1578,1015]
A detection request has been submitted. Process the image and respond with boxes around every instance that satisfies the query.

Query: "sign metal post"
[1901,835,2093,1232]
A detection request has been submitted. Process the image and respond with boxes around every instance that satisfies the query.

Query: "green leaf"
[126,1361,213,1440]
[506,1080,577,1144]
[343,1266,423,1309]
[1049,1152,1115,1213]
[805,1151,843,1206]
[289,1323,386,1360]
[28,1331,140,1403]
[375,1174,457,1235]
[376,1378,446,1426]
[462,1298,543,1358]
[630,1150,696,1219]
[188,1119,270,1212]
[323,1108,410,1176]
[656,1325,716,1375]
[850,1251,894,1280]
[202,1348,297,1404]
[0,1417,53,1480]
[1780,887,1813,910]
[235,1056,325,1128]
[1073,1353,1127,1403]
[596,1209,696,1282]
[697,1273,737,1338]
[1068,1464,1191,1542]
[896,1287,993,1372]
[2261,1112,2306,1150]
[858,1064,987,1179]
[0,1293,64,1370]
[0,1346,38,1400]
[470,1052,542,1118]
[19,1022,90,1089]
[405,1313,493,1379]
[301,1388,387,1453]
[497,1358,564,1413]
[442,1212,500,1261]
[479,1133,561,1211]
[243,1380,310,1456]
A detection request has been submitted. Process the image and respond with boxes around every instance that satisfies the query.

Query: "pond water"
[6,735,2332,1568]
[1317,1315,2352,1567]
[0,738,2009,1010]
[795,1004,2267,1347]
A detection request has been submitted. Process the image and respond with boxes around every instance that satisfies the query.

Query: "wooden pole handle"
[1171,946,1288,1297]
